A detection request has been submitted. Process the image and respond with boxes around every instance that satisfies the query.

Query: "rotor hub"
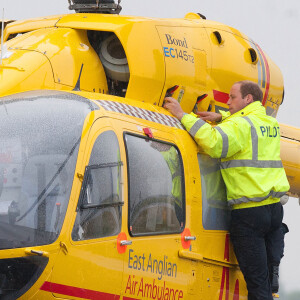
[68,0,122,14]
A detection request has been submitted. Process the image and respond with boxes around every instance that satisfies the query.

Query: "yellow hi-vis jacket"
[181,101,290,210]
[161,147,182,208]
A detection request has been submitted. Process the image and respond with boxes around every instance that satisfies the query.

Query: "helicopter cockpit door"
[49,118,125,299]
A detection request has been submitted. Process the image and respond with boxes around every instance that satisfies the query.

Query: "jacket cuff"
[220,110,230,121]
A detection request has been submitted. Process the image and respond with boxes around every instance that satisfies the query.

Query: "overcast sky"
[2,0,300,293]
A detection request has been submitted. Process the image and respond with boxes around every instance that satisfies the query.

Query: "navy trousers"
[230,202,285,300]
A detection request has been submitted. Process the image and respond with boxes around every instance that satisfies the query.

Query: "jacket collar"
[228,101,265,119]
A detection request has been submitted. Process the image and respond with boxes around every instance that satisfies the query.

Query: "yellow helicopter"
[0,1,299,299]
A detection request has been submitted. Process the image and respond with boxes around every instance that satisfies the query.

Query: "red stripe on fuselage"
[213,90,229,104]
[255,43,270,106]
[219,234,231,300]
[233,279,240,300]
[40,281,120,300]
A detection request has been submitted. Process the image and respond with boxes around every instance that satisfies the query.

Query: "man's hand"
[196,111,222,122]
[163,97,185,120]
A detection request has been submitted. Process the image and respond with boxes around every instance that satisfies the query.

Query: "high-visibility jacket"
[181,101,290,209]
[161,147,182,208]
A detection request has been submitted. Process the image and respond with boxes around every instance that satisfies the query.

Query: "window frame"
[78,162,124,210]
[71,129,124,242]
[123,132,186,237]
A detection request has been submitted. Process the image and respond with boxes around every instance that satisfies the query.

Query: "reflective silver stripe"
[189,119,206,137]
[215,126,229,158]
[221,117,283,169]
[172,170,181,180]
[243,116,258,160]
[228,191,288,205]
[221,159,283,169]
[200,164,221,175]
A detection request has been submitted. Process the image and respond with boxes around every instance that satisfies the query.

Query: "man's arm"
[163,97,242,159]
[163,97,222,123]
[196,111,222,122]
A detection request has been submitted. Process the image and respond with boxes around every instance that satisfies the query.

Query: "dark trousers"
[230,202,284,300]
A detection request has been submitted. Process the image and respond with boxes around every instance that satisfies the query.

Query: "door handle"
[25,248,49,257]
[120,240,132,246]
[184,236,196,241]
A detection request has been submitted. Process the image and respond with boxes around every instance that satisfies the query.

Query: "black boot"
[269,265,279,293]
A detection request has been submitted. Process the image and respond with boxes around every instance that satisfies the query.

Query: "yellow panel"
[194,49,208,86]
[280,124,300,197]
[1,27,108,96]
[4,15,62,41]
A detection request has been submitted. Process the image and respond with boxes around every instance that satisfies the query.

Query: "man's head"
[227,81,263,114]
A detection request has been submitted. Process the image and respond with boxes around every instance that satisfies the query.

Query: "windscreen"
[0,91,97,249]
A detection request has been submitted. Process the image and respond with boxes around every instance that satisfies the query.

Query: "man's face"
[227,83,249,115]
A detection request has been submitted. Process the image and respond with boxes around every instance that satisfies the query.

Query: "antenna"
[1,8,4,65]
[68,0,122,14]
[73,64,84,91]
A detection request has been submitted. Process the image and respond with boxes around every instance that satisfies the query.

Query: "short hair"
[236,80,263,102]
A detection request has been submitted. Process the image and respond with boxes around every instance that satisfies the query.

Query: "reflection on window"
[0,92,94,249]
[197,153,230,230]
[125,134,185,236]
[72,131,122,241]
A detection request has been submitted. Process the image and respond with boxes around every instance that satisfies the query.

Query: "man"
[150,141,184,225]
[164,81,290,300]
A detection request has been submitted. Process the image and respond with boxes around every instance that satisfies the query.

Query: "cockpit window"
[0,91,97,249]
[125,134,185,236]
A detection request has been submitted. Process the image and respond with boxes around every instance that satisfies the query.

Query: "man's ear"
[246,94,254,104]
